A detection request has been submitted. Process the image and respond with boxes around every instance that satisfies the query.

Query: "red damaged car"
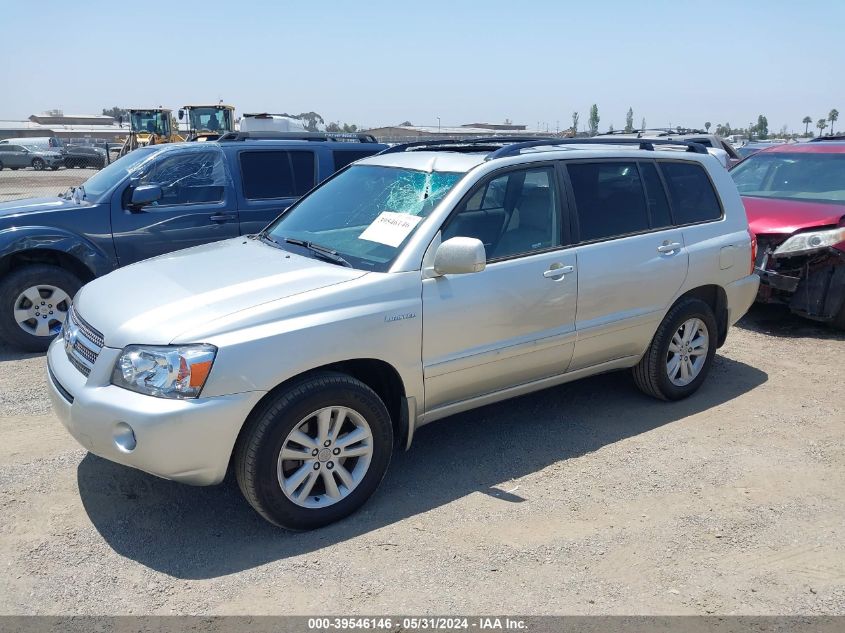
[730,140,845,328]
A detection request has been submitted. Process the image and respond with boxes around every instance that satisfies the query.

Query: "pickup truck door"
[233,148,318,235]
[110,147,239,265]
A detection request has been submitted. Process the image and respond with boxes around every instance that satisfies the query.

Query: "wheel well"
[228,359,408,477]
[0,250,95,284]
[675,285,729,347]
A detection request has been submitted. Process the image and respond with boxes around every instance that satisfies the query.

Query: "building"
[0,114,129,143]
[362,123,548,143]
[28,113,116,126]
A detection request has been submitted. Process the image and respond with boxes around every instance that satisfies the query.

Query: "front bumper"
[46,338,266,485]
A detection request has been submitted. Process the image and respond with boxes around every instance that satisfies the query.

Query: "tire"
[832,302,845,331]
[50,165,59,171]
[0,265,83,352]
[633,297,718,401]
[235,371,394,530]
[31,158,45,171]
[0,160,3,171]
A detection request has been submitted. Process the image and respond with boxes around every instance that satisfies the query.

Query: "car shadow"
[77,355,767,579]
[737,303,845,341]
[0,343,43,363]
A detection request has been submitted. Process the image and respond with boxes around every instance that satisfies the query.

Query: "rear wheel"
[633,298,717,400]
[31,158,45,171]
[0,265,82,352]
[0,160,4,171]
[235,372,393,530]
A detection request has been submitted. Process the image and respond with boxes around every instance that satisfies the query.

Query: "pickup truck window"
[267,164,462,271]
[137,150,227,206]
[240,150,315,200]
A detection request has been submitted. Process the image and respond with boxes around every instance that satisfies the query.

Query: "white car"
[47,137,759,529]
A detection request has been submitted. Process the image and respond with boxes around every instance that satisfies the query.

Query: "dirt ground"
[0,304,843,616]
[0,169,91,203]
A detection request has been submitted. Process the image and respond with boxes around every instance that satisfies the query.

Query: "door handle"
[657,242,682,254]
[543,265,575,278]
[209,212,237,223]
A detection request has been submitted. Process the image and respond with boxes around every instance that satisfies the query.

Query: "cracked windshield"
[267,164,462,270]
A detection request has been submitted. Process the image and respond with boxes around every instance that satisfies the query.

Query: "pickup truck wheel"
[0,265,82,352]
[235,372,393,530]
[633,298,717,401]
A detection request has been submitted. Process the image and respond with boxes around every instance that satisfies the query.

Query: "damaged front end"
[755,227,845,322]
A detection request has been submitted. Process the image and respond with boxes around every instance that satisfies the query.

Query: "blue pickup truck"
[0,132,386,350]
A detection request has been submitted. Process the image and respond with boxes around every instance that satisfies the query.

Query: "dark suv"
[0,133,386,350]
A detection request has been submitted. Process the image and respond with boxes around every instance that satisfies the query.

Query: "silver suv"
[47,138,759,530]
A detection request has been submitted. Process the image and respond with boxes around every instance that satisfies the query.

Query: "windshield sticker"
[359,211,424,247]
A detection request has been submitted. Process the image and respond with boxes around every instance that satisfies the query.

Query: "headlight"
[111,344,216,399]
[772,227,845,257]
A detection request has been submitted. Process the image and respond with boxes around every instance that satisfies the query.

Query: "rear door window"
[659,162,722,224]
[638,162,673,228]
[240,150,316,200]
[567,162,650,242]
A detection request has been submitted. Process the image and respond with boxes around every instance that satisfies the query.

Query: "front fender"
[0,226,117,278]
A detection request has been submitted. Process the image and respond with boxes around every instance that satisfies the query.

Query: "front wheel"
[633,297,718,401]
[31,158,45,171]
[0,265,82,352]
[235,372,394,530]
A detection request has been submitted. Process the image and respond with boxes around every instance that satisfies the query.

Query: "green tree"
[817,118,828,136]
[625,107,634,133]
[588,104,600,136]
[704,121,711,132]
[280,111,325,132]
[802,116,812,136]
[102,106,128,122]
[609,123,615,133]
[571,111,579,134]
[829,108,839,135]
[756,115,769,140]
[399,120,413,126]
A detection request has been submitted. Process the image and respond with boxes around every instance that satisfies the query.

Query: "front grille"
[64,306,104,378]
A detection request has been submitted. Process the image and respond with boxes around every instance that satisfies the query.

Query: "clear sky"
[2,0,843,133]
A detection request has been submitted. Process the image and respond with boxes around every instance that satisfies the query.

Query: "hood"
[0,196,82,220]
[74,237,368,347]
[742,196,845,236]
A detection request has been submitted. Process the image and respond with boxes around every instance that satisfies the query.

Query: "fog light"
[113,422,137,452]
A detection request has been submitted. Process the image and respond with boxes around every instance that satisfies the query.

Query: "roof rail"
[217,131,379,143]
[485,137,710,160]
[379,136,560,155]
[808,134,845,142]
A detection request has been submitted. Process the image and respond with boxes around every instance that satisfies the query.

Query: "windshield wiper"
[283,237,353,268]
[258,233,283,249]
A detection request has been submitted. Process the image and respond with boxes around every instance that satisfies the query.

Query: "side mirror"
[178,109,185,120]
[433,237,486,275]
[130,184,162,208]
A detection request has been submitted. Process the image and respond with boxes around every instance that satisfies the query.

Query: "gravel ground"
[0,304,843,615]
[0,169,91,202]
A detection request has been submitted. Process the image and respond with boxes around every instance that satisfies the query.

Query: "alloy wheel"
[277,406,374,509]
[13,284,71,337]
[666,317,709,386]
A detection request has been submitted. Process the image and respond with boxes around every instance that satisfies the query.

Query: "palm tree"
[705,121,711,132]
[817,119,828,137]
[802,116,812,135]
[829,109,839,135]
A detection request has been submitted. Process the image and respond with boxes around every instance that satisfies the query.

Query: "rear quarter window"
[659,162,722,224]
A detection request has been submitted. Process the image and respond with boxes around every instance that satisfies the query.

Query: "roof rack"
[377,136,709,159]
[217,131,379,143]
[486,138,709,159]
[809,134,845,142]
[379,136,560,155]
